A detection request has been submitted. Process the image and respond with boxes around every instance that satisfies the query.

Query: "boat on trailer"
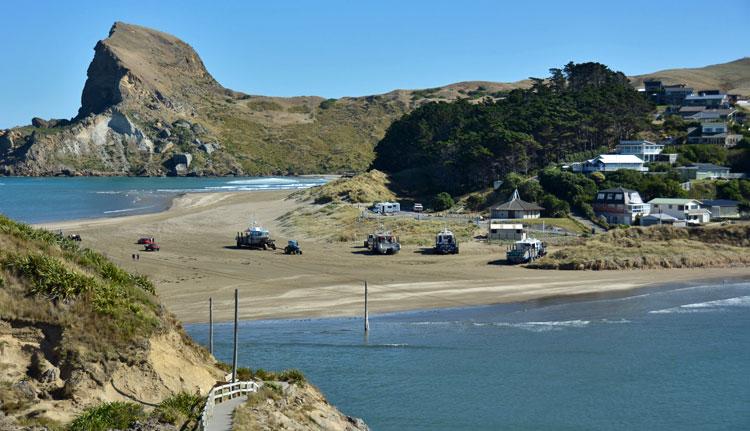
[506,237,546,264]
[434,228,459,254]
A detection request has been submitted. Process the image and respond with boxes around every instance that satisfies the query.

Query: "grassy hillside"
[0,215,222,427]
[529,224,750,270]
[630,57,750,94]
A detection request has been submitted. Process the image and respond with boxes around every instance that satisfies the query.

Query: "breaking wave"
[103,206,154,214]
[649,296,750,314]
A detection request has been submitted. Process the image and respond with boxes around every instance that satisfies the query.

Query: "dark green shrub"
[278,369,306,385]
[319,98,337,109]
[152,392,203,425]
[69,402,144,431]
[432,192,454,211]
[3,253,98,300]
[465,194,485,211]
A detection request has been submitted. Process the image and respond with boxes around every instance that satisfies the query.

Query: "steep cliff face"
[0,22,524,177]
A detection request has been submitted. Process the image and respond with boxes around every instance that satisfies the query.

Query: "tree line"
[373,61,653,197]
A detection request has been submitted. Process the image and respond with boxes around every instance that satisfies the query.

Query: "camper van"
[373,202,400,215]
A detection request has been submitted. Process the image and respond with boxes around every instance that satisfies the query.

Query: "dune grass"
[291,169,396,204]
[530,224,750,270]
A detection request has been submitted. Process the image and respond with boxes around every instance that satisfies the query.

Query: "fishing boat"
[506,237,546,264]
[434,228,459,254]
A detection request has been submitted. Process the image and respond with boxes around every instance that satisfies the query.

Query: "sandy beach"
[44,190,750,324]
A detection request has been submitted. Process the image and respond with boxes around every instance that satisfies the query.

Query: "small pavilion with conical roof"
[490,189,544,219]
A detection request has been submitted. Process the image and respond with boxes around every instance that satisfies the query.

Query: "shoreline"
[183,274,750,326]
[36,189,750,325]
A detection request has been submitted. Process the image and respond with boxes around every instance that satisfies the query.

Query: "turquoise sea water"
[0,176,327,223]
[187,280,750,430]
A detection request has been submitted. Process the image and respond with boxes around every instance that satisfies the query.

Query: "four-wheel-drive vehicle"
[434,228,459,254]
[370,232,401,255]
[284,240,302,255]
[236,223,277,250]
[413,203,424,212]
[144,243,160,252]
[137,237,155,245]
[68,234,82,242]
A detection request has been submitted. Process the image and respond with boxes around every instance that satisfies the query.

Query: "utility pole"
[364,281,370,333]
[209,297,213,355]
[232,289,238,383]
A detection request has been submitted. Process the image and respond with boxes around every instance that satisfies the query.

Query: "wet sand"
[44,190,750,324]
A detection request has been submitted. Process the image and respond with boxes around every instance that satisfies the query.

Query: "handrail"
[198,380,261,431]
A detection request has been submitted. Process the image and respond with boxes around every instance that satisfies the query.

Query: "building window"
[597,193,605,200]
[615,194,622,200]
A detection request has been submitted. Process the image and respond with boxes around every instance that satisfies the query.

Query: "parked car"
[144,243,160,252]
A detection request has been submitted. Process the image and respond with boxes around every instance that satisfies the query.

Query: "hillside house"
[615,140,667,162]
[686,123,743,147]
[488,222,526,241]
[593,187,650,225]
[700,199,740,219]
[678,107,736,122]
[648,198,710,224]
[490,189,544,219]
[683,93,729,109]
[663,84,693,105]
[675,163,732,180]
[571,154,647,173]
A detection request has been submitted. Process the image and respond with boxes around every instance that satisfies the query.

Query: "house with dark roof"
[593,187,650,226]
[490,189,544,219]
[683,93,729,108]
[686,123,743,147]
[700,199,740,219]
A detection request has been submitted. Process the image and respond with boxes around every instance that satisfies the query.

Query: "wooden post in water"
[232,289,238,383]
[364,281,370,332]
[209,297,214,355]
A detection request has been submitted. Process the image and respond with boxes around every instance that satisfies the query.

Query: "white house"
[571,154,647,173]
[616,140,664,162]
[647,198,711,224]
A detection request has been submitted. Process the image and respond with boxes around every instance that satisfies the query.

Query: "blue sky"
[1,0,748,128]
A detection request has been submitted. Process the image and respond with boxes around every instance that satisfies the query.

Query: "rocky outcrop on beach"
[233,382,370,431]
[0,22,527,177]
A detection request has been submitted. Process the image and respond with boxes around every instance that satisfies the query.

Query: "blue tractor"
[284,240,302,255]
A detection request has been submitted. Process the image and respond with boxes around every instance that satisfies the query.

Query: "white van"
[413,203,424,212]
[373,202,401,215]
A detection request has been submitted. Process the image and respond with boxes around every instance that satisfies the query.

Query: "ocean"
[0,176,327,223]
[186,280,750,430]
